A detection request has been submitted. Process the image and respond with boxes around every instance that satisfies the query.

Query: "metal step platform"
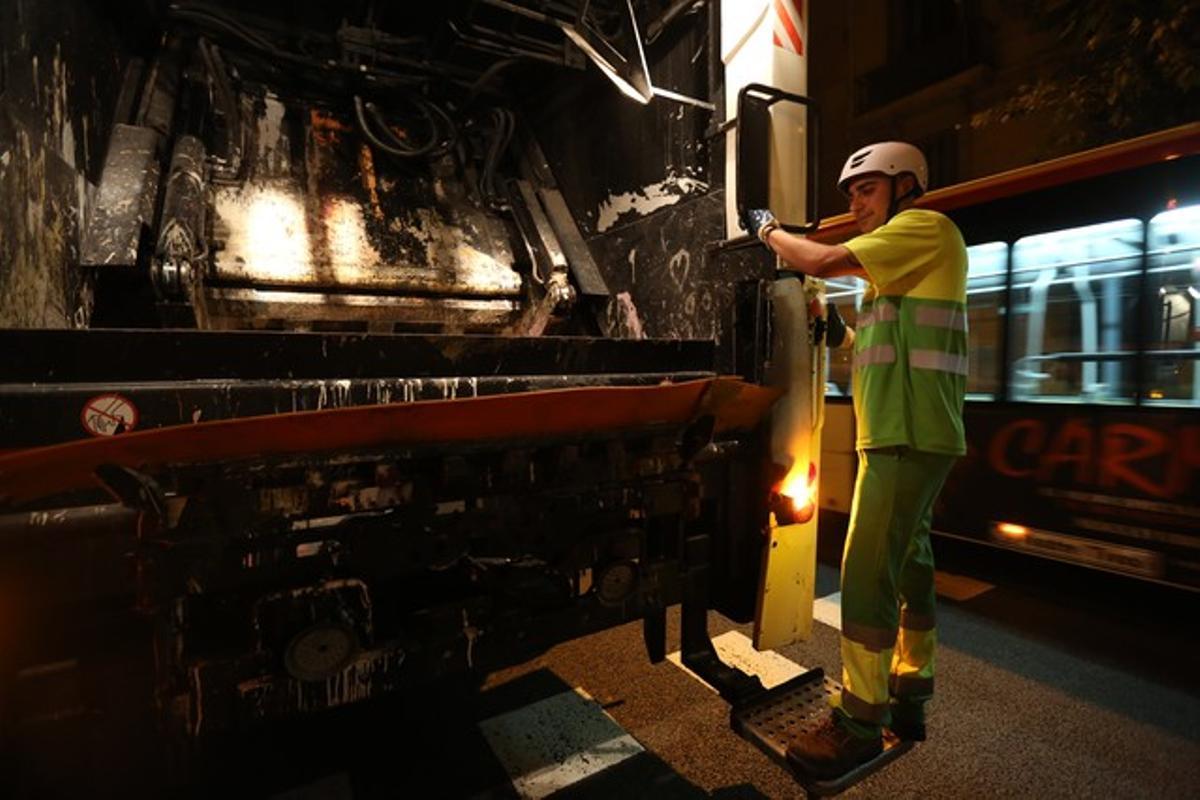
[731,667,913,797]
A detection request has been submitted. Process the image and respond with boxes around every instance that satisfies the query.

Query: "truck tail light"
[773,462,817,524]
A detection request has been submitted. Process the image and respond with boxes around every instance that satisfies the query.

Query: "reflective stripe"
[843,620,898,651]
[914,305,968,332]
[841,690,890,724]
[910,349,968,375]
[890,623,936,705]
[854,344,897,369]
[840,636,893,728]
[858,303,899,329]
[889,674,934,697]
[899,609,936,631]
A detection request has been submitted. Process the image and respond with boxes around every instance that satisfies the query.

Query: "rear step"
[730,667,913,797]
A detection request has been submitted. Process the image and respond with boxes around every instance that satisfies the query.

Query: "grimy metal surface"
[0,377,781,507]
[0,4,797,792]
[208,102,521,294]
[79,124,162,268]
[0,329,717,381]
[0,0,130,328]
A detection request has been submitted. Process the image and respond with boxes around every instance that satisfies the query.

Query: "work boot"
[786,712,883,780]
[889,702,927,742]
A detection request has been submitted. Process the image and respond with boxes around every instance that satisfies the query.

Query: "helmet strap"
[886,176,900,222]
[886,174,918,222]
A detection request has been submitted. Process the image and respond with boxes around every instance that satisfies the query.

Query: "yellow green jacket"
[843,208,969,455]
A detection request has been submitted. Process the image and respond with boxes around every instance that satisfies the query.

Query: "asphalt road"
[6,530,1200,799]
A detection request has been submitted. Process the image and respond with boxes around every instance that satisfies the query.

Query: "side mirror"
[736,84,819,234]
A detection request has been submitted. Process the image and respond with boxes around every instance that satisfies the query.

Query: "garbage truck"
[0,1,904,793]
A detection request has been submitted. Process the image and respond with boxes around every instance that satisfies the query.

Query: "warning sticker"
[81,393,139,437]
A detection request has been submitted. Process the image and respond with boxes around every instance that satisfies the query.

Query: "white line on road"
[814,591,841,630]
[478,687,643,799]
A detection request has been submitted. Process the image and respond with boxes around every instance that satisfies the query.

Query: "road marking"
[667,629,807,691]
[478,687,643,799]
[814,591,842,629]
[934,570,994,601]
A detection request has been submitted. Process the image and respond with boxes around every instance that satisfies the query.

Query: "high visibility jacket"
[843,209,968,455]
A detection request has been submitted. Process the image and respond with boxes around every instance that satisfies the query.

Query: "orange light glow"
[779,462,818,516]
[995,522,1030,540]
[780,474,815,507]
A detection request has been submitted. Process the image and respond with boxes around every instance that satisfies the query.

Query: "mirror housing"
[736,83,820,235]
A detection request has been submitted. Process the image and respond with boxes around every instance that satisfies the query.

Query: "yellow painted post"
[754,518,817,649]
[752,276,825,651]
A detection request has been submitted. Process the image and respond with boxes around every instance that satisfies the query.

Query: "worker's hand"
[740,208,778,242]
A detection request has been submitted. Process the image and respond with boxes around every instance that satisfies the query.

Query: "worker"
[741,141,968,779]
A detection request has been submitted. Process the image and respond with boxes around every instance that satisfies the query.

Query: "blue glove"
[740,208,777,241]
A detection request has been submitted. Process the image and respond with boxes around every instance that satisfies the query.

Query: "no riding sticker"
[81,393,139,437]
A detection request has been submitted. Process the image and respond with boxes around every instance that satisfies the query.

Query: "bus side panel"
[937,404,1200,589]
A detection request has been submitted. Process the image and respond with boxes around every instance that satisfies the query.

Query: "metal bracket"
[680,526,765,705]
[537,188,611,297]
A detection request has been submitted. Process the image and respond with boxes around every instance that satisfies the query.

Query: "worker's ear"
[898,173,917,198]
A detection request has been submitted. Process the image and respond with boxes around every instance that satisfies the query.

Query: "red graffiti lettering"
[1036,418,1095,484]
[1099,424,1171,498]
[986,417,1194,499]
[988,419,1045,478]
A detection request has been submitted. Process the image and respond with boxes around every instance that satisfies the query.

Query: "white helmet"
[837,141,928,196]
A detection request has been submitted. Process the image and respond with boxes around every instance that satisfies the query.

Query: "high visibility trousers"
[834,446,957,732]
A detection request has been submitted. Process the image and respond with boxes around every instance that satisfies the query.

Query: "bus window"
[1008,219,1143,404]
[825,276,865,396]
[966,242,1007,400]
[1145,203,1200,407]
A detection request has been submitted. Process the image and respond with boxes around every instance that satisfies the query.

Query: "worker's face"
[846,174,890,233]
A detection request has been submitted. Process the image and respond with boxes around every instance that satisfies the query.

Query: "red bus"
[816,123,1200,591]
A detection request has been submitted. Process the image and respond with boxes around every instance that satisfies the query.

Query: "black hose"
[367,98,441,156]
[354,94,460,160]
[354,96,418,158]
[170,3,338,74]
[479,108,515,204]
[465,57,520,105]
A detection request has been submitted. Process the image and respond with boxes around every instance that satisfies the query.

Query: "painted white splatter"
[256,95,291,174]
[595,171,709,232]
[613,291,646,340]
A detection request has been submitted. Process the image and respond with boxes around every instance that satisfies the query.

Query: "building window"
[889,0,963,56]
[914,128,959,189]
[855,1,983,113]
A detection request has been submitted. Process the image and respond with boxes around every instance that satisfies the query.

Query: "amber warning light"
[995,522,1030,540]
[772,462,818,525]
